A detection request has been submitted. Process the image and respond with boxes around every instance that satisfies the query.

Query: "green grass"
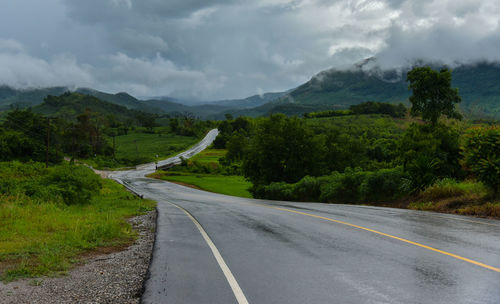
[419,178,490,201]
[150,171,252,198]
[82,129,201,169]
[407,178,500,217]
[114,130,199,161]
[190,149,227,164]
[148,148,252,197]
[0,179,156,281]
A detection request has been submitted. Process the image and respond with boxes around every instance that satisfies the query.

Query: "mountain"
[0,86,157,111]
[74,88,147,110]
[0,86,241,119]
[0,86,69,110]
[0,86,198,115]
[210,92,287,109]
[236,61,500,118]
[3,61,500,120]
[32,92,150,122]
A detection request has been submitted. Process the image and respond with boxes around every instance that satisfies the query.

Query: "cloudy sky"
[1,0,499,100]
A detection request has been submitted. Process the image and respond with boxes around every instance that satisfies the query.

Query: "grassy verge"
[190,149,227,164]
[149,171,252,198]
[148,147,251,198]
[407,179,500,218]
[0,168,156,282]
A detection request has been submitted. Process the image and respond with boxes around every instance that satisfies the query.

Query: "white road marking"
[169,201,250,304]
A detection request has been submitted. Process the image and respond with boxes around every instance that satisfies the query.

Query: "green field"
[150,171,252,198]
[0,163,156,281]
[148,148,252,198]
[114,130,199,161]
[189,149,227,164]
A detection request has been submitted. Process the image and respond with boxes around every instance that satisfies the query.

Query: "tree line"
[215,67,500,202]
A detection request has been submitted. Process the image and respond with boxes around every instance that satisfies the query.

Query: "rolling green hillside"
[0,86,233,119]
[0,86,68,110]
[32,92,151,122]
[2,62,500,119]
[276,62,500,118]
[211,92,286,109]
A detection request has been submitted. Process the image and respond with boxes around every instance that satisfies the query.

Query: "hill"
[269,61,500,118]
[32,92,152,122]
[3,61,500,119]
[0,86,69,110]
[210,92,286,109]
[143,98,231,118]
[0,86,237,119]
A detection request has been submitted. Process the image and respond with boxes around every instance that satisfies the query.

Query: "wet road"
[112,130,500,304]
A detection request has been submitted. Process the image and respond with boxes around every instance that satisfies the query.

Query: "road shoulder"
[0,210,156,304]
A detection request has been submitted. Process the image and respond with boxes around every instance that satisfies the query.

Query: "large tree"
[407,67,462,124]
[242,114,324,186]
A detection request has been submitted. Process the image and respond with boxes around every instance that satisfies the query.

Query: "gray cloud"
[0,39,94,88]
[0,0,499,100]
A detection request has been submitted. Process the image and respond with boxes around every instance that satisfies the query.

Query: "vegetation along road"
[112,129,500,304]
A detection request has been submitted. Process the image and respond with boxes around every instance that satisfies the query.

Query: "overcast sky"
[1,0,499,100]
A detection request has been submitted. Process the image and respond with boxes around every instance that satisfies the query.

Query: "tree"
[407,67,462,124]
[398,123,462,189]
[242,114,324,186]
[226,130,249,161]
[462,126,500,195]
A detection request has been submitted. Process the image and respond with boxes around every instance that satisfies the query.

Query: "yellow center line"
[254,203,500,274]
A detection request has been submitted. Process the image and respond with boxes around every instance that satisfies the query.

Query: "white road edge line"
[168,201,250,304]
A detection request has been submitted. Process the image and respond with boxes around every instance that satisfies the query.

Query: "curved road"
[112,129,500,304]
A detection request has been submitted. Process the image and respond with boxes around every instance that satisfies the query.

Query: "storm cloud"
[1,0,499,99]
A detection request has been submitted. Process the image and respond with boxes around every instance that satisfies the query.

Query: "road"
[112,129,500,304]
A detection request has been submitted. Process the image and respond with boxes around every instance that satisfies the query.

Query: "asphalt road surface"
[112,129,500,304]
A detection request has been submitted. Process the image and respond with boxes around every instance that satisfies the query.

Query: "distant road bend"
[112,129,500,304]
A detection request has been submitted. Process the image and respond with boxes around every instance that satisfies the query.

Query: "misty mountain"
[32,92,153,123]
[0,86,207,117]
[142,99,231,118]
[235,61,500,118]
[0,86,69,110]
[145,92,286,110]
[0,86,285,119]
[209,92,287,109]
[3,61,500,119]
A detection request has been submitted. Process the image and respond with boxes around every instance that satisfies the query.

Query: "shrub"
[253,167,409,204]
[251,182,295,201]
[399,123,462,190]
[293,176,325,202]
[457,203,500,217]
[420,178,465,200]
[320,168,369,203]
[360,167,408,202]
[462,126,500,194]
[44,165,102,205]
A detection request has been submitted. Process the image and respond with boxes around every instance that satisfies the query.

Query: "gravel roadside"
[0,209,157,304]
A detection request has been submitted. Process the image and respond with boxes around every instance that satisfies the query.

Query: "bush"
[293,176,326,201]
[420,178,489,201]
[44,165,102,205]
[0,162,102,205]
[399,123,462,190]
[254,168,409,204]
[252,182,296,201]
[320,168,369,203]
[462,126,500,194]
[350,101,407,118]
[359,167,408,202]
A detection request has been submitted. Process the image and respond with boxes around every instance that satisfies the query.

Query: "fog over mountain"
[1,0,500,100]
